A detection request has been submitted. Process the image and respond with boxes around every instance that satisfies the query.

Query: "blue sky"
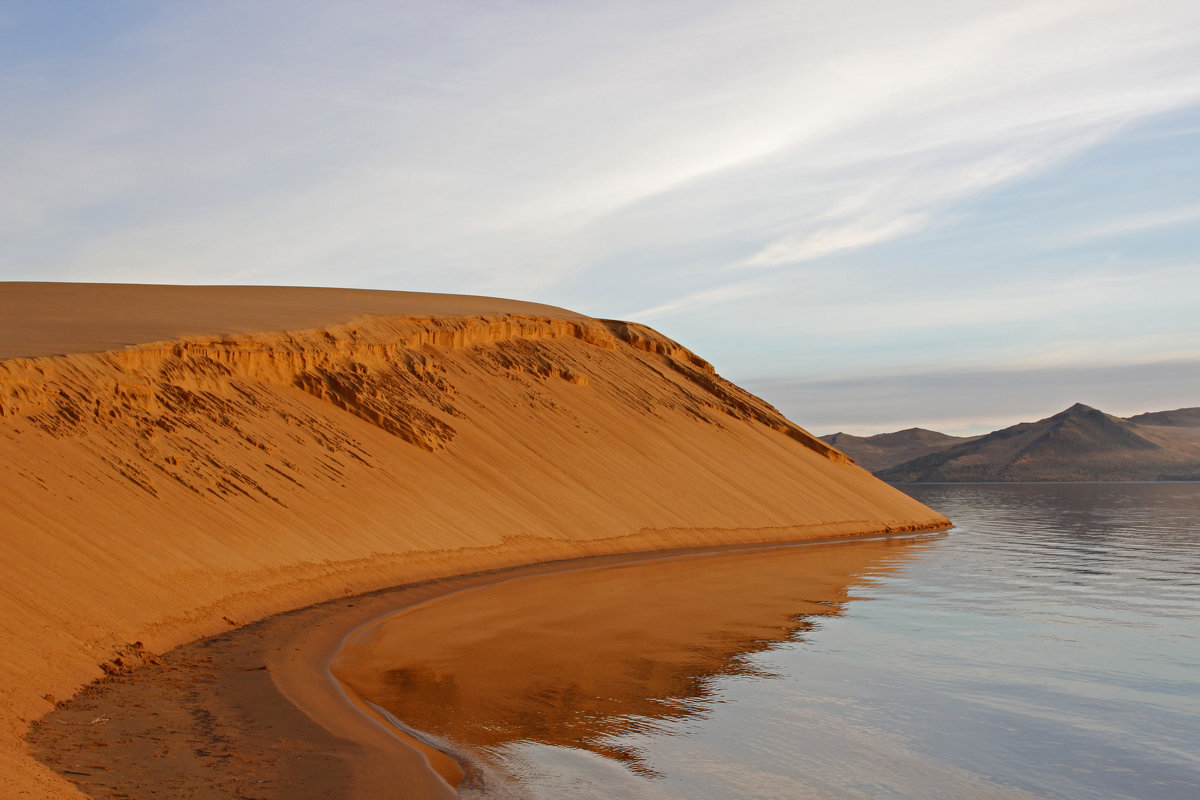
[2,1,1198,434]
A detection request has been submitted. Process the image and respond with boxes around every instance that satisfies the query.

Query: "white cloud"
[736,214,930,269]
[5,1,1200,291]
[628,282,765,321]
[2,0,1199,421]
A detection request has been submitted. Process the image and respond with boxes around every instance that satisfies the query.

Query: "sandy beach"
[29,534,941,798]
[0,283,947,798]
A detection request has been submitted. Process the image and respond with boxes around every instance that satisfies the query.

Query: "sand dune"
[0,283,947,798]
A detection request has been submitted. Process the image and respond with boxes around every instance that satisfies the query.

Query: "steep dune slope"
[0,283,946,798]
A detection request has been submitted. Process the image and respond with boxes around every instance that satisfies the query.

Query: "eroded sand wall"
[0,305,946,798]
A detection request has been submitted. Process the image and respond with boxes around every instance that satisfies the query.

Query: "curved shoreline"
[28,526,949,799]
[311,529,951,797]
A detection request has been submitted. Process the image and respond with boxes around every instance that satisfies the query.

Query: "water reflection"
[335,485,1200,800]
[331,535,937,788]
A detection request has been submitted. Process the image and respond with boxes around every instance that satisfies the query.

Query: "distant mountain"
[871,404,1200,482]
[1125,407,1200,427]
[821,428,981,472]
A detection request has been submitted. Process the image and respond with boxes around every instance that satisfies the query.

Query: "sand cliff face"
[0,284,946,799]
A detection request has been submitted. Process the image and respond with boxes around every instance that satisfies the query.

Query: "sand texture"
[0,283,947,798]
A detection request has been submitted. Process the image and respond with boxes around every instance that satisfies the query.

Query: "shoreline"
[29,527,949,799]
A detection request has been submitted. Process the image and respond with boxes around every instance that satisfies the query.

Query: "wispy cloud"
[628,282,765,321]
[736,214,930,269]
[5,1,1200,293]
[1,1,1199,428]
[1069,204,1200,242]
[784,265,1200,337]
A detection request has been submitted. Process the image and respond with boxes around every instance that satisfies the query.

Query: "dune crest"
[0,284,946,799]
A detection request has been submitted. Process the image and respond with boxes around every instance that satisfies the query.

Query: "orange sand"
[0,283,948,798]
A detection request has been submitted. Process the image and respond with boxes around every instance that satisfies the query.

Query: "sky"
[2,1,1198,435]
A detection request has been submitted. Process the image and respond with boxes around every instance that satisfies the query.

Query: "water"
[333,483,1200,799]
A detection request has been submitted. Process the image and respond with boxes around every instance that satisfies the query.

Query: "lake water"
[333,483,1200,800]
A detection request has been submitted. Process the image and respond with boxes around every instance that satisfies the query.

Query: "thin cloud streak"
[776,264,1200,338]
[736,214,930,269]
[629,282,765,321]
[1069,204,1200,242]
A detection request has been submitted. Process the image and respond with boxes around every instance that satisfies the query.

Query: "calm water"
[336,483,1200,800]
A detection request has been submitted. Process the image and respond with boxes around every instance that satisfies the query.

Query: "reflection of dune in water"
[332,535,937,784]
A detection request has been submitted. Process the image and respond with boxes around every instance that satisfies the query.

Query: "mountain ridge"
[822,403,1200,482]
[822,428,981,472]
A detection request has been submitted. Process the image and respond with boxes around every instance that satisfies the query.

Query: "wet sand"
[28,534,941,799]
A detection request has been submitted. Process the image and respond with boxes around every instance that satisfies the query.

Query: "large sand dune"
[0,283,947,798]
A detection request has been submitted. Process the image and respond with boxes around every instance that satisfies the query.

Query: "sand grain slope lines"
[0,283,946,799]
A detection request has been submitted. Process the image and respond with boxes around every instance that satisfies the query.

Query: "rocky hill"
[871,403,1200,482]
[822,428,981,472]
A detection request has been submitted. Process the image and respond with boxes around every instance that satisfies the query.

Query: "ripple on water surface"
[333,483,1200,800]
